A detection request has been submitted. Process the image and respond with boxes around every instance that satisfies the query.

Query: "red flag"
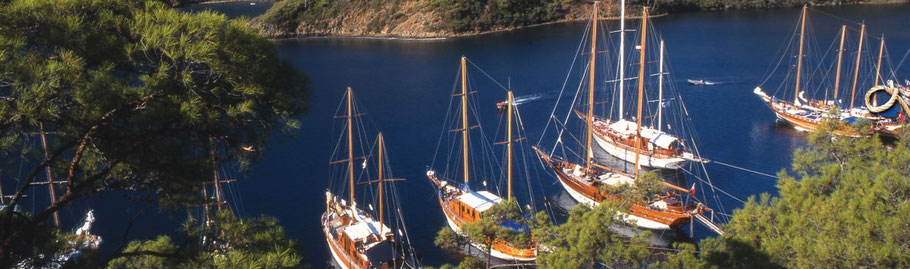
[690,184,696,196]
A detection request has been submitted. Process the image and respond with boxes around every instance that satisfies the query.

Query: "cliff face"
[254,0,611,38]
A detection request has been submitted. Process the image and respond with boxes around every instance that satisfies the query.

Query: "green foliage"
[705,127,910,268]
[426,0,573,32]
[259,0,577,34]
[599,171,666,201]
[0,0,308,265]
[652,0,863,12]
[533,202,652,268]
[0,210,80,268]
[460,199,540,267]
[108,209,303,269]
[434,227,468,256]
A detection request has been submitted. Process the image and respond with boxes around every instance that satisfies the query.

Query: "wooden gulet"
[426,57,537,262]
[584,0,697,170]
[753,6,899,136]
[534,6,719,233]
[323,87,410,269]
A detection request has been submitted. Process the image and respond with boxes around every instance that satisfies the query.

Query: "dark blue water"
[10,4,909,268]
[247,4,910,267]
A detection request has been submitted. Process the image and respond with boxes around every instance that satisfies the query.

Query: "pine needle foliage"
[0,0,309,266]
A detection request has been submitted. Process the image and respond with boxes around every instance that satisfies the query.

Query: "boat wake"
[511,91,553,105]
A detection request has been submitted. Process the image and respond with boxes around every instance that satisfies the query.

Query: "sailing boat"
[534,4,720,233]
[323,87,415,269]
[426,57,537,261]
[583,0,697,170]
[754,6,897,137]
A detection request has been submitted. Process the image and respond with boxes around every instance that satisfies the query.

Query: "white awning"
[609,120,679,149]
[456,190,503,213]
[343,218,390,241]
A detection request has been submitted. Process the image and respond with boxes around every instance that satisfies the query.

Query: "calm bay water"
[73,3,910,268]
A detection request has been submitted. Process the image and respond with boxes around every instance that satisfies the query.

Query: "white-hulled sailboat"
[583,0,697,170]
[427,57,537,262]
[322,87,417,269]
[534,3,723,235]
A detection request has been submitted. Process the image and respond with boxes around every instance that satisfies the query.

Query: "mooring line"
[712,160,779,179]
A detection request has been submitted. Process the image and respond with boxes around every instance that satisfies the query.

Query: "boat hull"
[592,134,685,169]
[551,166,682,230]
[429,174,537,262]
[322,213,361,269]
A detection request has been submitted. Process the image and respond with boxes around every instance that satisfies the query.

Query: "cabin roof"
[457,190,502,212]
[343,218,390,241]
[608,119,679,149]
[598,172,635,186]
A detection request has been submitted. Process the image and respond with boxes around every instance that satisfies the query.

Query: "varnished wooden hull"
[549,164,691,230]
[428,174,537,261]
[322,212,362,269]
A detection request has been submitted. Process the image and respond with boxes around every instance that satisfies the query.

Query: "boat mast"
[657,39,664,132]
[507,91,513,201]
[634,7,648,178]
[794,5,807,105]
[461,57,470,186]
[874,34,885,86]
[209,137,222,211]
[618,0,625,118]
[39,123,59,227]
[586,2,598,173]
[347,87,355,207]
[377,133,384,235]
[833,25,846,102]
[850,24,865,110]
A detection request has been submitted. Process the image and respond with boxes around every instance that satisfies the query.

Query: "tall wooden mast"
[347,87,355,206]
[794,5,807,104]
[634,7,648,178]
[586,1,598,173]
[850,24,865,110]
[377,133,384,235]
[874,34,885,86]
[833,25,846,101]
[461,57,470,185]
[39,123,59,227]
[506,91,513,201]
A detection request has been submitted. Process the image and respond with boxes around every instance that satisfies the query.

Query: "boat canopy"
[457,190,502,213]
[343,218,390,241]
[608,120,679,149]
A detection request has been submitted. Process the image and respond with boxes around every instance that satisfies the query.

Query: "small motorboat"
[688,79,715,86]
[496,100,509,110]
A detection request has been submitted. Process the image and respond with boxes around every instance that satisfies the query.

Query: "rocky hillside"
[253,0,893,39]
[254,0,619,38]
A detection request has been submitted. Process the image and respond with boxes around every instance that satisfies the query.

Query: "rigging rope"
[711,160,780,179]
[680,167,746,205]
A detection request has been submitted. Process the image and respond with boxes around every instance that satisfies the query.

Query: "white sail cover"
[344,219,391,241]
[607,119,679,149]
[457,190,503,213]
